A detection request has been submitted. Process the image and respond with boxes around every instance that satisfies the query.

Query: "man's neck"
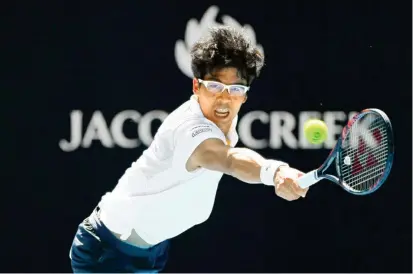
[216,123,231,136]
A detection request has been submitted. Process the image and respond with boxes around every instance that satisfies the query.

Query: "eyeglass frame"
[197,79,250,96]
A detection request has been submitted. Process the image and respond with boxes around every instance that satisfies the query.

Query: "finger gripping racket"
[298,108,394,195]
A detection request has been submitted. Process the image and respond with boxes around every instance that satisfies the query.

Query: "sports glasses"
[198,79,249,96]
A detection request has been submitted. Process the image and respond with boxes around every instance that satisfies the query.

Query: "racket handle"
[297,169,321,188]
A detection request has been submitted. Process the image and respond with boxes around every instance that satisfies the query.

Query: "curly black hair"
[190,26,264,85]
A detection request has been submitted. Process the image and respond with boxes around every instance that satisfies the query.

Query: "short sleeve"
[172,118,226,176]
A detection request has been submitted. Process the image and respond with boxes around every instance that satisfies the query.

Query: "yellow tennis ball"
[303,119,328,144]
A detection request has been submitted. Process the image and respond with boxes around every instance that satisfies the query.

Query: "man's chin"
[210,112,234,129]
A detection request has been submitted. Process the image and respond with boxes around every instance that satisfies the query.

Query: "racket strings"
[340,113,389,192]
[342,152,388,186]
[343,136,388,160]
[341,146,388,174]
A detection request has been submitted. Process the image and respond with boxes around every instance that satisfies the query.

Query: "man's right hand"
[274,166,309,201]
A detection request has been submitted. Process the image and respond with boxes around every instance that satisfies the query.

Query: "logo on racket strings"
[346,117,383,175]
[175,5,264,78]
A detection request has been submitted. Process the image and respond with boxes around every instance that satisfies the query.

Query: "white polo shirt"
[98,95,239,245]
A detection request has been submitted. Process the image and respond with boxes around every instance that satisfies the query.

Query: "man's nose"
[216,88,231,99]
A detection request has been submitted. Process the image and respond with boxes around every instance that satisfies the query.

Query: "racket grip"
[297,169,321,188]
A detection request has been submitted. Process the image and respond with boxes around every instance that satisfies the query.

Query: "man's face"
[193,67,248,131]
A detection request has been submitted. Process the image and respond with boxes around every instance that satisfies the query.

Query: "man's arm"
[187,138,308,200]
[187,138,266,184]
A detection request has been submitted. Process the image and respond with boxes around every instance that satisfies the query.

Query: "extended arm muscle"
[187,138,268,184]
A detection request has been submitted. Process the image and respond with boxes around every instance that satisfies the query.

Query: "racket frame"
[298,108,394,195]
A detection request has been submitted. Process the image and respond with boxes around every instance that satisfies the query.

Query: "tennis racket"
[298,108,394,195]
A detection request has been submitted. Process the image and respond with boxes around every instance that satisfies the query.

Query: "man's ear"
[192,78,199,94]
[243,95,248,103]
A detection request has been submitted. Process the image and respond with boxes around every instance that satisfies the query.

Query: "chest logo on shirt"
[192,127,212,137]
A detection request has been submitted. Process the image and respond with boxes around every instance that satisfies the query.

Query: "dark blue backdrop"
[4,0,412,272]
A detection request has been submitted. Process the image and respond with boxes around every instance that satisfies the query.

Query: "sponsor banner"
[59,110,358,152]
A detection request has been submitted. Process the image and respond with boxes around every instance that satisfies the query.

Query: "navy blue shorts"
[69,208,170,273]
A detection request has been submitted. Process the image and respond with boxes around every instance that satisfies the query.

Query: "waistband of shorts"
[88,207,153,256]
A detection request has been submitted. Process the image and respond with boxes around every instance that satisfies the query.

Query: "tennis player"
[69,26,309,273]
